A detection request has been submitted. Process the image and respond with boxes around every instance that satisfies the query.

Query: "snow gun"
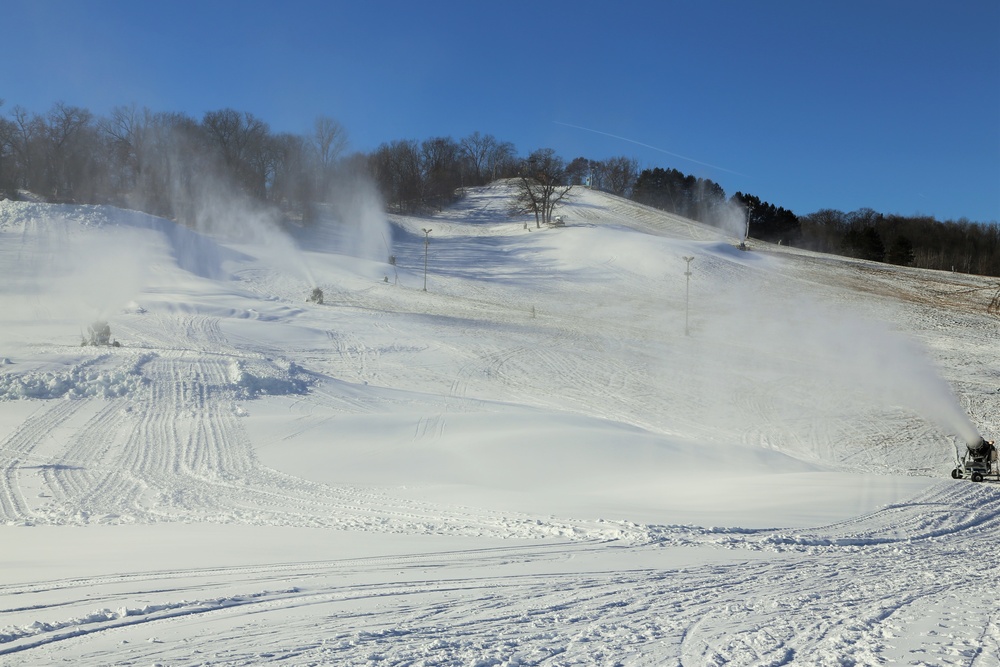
[952,437,997,483]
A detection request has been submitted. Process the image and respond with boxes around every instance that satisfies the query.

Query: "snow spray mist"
[709,274,982,447]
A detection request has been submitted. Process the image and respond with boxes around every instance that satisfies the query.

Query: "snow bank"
[0,353,154,400]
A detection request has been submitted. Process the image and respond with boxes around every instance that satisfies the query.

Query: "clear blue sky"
[5,0,998,222]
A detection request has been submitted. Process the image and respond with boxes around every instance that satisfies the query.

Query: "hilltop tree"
[420,136,463,206]
[369,139,423,212]
[0,100,14,196]
[8,106,46,193]
[633,167,728,224]
[599,156,639,197]
[841,227,885,261]
[202,109,273,199]
[45,102,98,201]
[838,208,886,261]
[799,209,848,253]
[269,131,314,219]
[886,234,915,266]
[565,157,590,186]
[6,96,1000,278]
[515,148,572,228]
[732,192,801,245]
[311,115,348,199]
[458,131,518,185]
[458,131,493,185]
[461,132,518,184]
[99,104,154,204]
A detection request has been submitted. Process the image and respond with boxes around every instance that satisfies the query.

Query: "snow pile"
[227,358,311,398]
[0,352,154,400]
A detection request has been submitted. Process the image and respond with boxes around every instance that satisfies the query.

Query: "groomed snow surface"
[1,184,999,665]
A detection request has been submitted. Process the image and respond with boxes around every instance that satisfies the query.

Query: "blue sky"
[4,0,998,222]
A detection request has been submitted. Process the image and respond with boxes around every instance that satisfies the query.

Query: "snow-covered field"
[1,184,999,665]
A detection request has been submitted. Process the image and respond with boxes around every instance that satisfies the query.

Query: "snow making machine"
[952,438,998,483]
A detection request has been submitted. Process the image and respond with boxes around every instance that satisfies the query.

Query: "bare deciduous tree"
[516,148,572,228]
[202,109,271,198]
[312,115,347,199]
[369,139,422,212]
[599,156,639,197]
[9,106,46,191]
[459,132,518,185]
[421,136,462,206]
[459,131,495,185]
[45,102,96,201]
[0,99,14,196]
[486,139,518,182]
[100,104,153,201]
[270,132,314,219]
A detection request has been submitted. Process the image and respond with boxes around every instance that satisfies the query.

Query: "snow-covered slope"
[1,186,999,665]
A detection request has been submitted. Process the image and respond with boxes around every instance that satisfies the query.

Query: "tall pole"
[422,228,432,291]
[683,256,694,336]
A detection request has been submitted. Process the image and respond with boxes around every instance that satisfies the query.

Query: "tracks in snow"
[5,520,1000,666]
[0,310,645,541]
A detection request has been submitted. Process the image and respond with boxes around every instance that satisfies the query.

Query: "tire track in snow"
[34,399,133,523]
[676,542,1000,667]
[0,401,85,524]
[12,344,615,538]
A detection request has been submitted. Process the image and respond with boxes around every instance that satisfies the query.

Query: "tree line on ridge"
[1,101,997,276]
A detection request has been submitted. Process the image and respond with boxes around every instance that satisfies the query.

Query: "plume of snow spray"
[676,263,983,455]
[185,182,318,287]
[319,169,392,262]
[715,199,749,242]
[167,148,389,288]
[821,313,982,446]
[733,284,981,446]
[9,210,154,331]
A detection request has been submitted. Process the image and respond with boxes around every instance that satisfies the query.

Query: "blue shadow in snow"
[387,223,566,287]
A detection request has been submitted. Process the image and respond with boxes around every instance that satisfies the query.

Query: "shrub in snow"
[307,287,324,304]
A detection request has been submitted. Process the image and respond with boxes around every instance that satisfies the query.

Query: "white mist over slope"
[314,171,393,262]
[699,270,982,447]
[1,184,1000,665]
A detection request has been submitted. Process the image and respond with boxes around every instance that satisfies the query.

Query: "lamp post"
[683,256,694,336]
[422,228,432,291]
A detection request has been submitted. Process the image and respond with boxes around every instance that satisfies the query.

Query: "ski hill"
[1,183,999,665]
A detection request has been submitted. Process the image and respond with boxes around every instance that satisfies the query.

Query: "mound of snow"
[248,402,888,528]
[227,358,311,399]
[0,352,154,400]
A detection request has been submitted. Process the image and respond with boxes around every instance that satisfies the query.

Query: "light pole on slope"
[683,256,694,336]
[422,228,432,291]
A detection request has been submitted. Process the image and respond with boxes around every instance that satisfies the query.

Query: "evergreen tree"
[732,192,801,244]
[886,235,915,266]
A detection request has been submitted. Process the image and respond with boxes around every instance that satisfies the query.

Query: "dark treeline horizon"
[2,100,998,277]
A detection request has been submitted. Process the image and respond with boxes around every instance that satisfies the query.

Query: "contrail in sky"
[553,121,749,178]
